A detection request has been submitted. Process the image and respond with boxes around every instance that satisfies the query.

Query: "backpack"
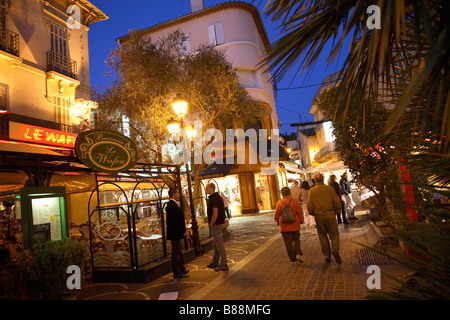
[280,199,296,223]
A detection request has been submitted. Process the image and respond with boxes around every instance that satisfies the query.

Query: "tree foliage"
[264,0,450,299]
[93,30,262,164]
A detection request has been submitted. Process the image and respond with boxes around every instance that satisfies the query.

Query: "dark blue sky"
[88,0,348,135]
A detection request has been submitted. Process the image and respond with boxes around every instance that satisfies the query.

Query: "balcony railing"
[0,113,84,139]
[0,27,20,57]
[47,51,77,80]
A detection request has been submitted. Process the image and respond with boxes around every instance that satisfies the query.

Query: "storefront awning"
[0,140,69,156]
[197,163,233,180]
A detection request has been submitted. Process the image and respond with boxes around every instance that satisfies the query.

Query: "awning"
[196,163,233,180]
[0,140,68,156]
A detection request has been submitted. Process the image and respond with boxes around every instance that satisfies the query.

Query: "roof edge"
[116,1,271,53]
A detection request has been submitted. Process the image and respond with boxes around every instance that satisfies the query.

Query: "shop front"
[0,125,204,282]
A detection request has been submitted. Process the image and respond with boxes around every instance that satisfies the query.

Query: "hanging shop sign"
[75,129,137,174]
[8,121,78,148]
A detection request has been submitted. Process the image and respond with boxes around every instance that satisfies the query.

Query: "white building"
[117,0,286,214]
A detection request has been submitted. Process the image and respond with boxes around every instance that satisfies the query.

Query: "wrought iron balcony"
[0,112,84,139]
[0,27,20,57]
[47,51,77,80]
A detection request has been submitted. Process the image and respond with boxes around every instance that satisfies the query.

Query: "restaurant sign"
[9,121,78,148]
[75,129,137,174]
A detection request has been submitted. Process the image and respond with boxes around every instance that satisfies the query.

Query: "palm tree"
[263,0,450,299]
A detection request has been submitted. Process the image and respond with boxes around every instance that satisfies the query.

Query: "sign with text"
[9,121,78,148]
[75,129,137,174]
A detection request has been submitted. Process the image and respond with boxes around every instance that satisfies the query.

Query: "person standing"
[299,181,316,234]
[340,172,358,220]
[307,173,342,264]
[290,180,301,201]
[205,183,228,271]
[274,187,304,265]
[329,175,349,224]
[220,192,231,219]
[166,187,189,278]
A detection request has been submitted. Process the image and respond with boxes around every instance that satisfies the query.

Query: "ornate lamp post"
[166,94,202,256]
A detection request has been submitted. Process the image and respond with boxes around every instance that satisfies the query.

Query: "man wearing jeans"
[205,183,228,271]
[340,172,358,220]
[308,173,342,264]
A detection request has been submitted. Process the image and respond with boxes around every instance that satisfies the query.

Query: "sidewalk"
[78,210,410,300]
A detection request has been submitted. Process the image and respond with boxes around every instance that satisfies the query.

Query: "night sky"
[88,0,349,135]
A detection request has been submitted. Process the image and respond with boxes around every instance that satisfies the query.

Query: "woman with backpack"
[274,187,304,265]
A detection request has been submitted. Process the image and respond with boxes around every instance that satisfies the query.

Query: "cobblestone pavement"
[78,210,410,301]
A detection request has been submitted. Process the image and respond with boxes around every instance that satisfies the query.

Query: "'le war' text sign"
[75,130,137,174]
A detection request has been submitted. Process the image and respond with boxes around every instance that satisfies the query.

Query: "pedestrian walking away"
[274,187,304,265]
[165,187,190,278]
[307,173,343,264]
[329,175,349,225]
[206,183,228,271]
[290,180,301,201]
[299,181,316,234]
[340,172,358,220]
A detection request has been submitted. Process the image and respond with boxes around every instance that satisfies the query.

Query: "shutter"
[214,23,225,45]
[208,24,216,46]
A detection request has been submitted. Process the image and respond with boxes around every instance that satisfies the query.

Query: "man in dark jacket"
[205,182,228,271]
[340,172,358,220]
[166,187,189,278]
[329,175,349,224]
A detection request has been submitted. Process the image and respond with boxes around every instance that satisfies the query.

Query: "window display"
[207,175,242,216]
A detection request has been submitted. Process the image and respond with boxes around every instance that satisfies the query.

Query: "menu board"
[31,197,62,241]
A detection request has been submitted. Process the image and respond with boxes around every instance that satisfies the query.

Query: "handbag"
[280,199,296,223]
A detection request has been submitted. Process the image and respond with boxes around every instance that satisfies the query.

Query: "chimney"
[190,0,204,12]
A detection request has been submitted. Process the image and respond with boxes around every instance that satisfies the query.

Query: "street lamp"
[166,117,180,135]
[166,95,203,256]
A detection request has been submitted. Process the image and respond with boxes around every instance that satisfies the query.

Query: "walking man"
[166,187,190,278]
[205,183,228,271]
[340,172,358,220]
[290,180,301,201]
[308,173,342,264]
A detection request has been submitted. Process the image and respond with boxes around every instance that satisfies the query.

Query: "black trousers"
[337,200,348,223]
[171,239,186,276]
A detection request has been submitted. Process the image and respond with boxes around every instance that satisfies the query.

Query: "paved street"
[78,210,410,301]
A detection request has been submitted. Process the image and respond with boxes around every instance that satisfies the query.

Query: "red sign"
[9,121,78,148]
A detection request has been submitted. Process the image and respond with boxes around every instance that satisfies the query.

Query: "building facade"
[118,1,286,215]
[0,0,107,248]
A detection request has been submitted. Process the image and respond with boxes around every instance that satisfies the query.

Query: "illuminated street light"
[166,94,202,256]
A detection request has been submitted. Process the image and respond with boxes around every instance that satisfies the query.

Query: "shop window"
[0,83,7,112]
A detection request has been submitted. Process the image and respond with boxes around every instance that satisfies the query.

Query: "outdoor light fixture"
[166,117,180,135]
[172,93,188,118]
[166,94,202,256]
[184,124,196,140]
